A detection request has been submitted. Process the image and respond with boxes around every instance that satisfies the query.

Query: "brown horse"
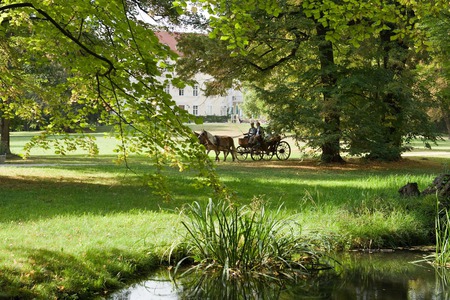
[197,130,236,161]
[195,131,220,160]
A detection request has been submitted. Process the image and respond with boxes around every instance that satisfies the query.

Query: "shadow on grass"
[0,246,159,299]
[1,155,142,172]
[0,174,209,223]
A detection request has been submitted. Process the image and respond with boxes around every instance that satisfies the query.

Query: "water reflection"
[108,251,450,300]
[107,276,178,300]
[176,269,339,299]
[329,251,449,300]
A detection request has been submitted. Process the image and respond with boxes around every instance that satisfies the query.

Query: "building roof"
[155,31,181,55]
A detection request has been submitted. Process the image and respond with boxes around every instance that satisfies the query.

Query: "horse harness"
[213,135,221,147]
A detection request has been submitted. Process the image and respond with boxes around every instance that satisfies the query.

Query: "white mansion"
[156,32,244,122]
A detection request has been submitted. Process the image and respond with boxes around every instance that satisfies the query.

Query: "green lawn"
[0,126,448,298]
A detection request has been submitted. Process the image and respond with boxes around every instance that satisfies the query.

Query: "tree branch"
[0,2,115,76]
[245,30,304,72]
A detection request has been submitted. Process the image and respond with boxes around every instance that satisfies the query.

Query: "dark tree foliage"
[176,0,444,162]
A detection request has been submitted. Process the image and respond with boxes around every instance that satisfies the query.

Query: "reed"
[435,198,450,267]
[174,199,328,280]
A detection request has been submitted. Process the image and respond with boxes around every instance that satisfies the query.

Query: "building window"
[179,88,184,96]
[193,105,198,116]
[164,84,170,94]
[193,85,199,96]
[206,105,213,115]
[178,105,185,110]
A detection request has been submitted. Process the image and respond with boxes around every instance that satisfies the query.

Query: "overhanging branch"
[245,31,303,72]
[0,2,115,76]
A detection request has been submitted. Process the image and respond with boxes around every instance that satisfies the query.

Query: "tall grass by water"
[435,201,450,267]
[174,199,326,281]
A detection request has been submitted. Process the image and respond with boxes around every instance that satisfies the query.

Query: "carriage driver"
[245,122,257,139]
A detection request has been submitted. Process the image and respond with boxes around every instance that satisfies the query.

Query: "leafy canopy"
[175,0,448,161]
[0,0,224,197]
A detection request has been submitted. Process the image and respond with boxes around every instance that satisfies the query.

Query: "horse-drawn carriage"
[236,134,291,161]
[197,129,291,162]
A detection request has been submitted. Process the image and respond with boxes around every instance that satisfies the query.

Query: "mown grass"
[0,128,449,298]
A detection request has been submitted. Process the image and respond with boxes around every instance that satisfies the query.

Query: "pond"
[107,250,449,300]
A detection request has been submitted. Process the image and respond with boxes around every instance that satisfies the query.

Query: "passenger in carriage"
[249,121,264,145]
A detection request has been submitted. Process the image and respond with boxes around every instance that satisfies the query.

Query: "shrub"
[201,115,229,123]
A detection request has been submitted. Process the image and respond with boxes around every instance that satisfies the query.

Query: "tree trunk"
[444,111,450,140]
[0,117,12,155]
[373,28,407,161]
[316,23,344,163]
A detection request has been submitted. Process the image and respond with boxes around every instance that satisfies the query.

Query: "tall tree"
[419,10,450,138]
[0,0,222,195]
[177,1,346,162]
[176,0,445,162]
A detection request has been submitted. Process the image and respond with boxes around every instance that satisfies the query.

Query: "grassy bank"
[0,128,448,298]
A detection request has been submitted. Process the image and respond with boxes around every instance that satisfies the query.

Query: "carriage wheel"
[251,147,263,161]
[276,141,291,160]
[236,146,248,161]
[262,149,274,160]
